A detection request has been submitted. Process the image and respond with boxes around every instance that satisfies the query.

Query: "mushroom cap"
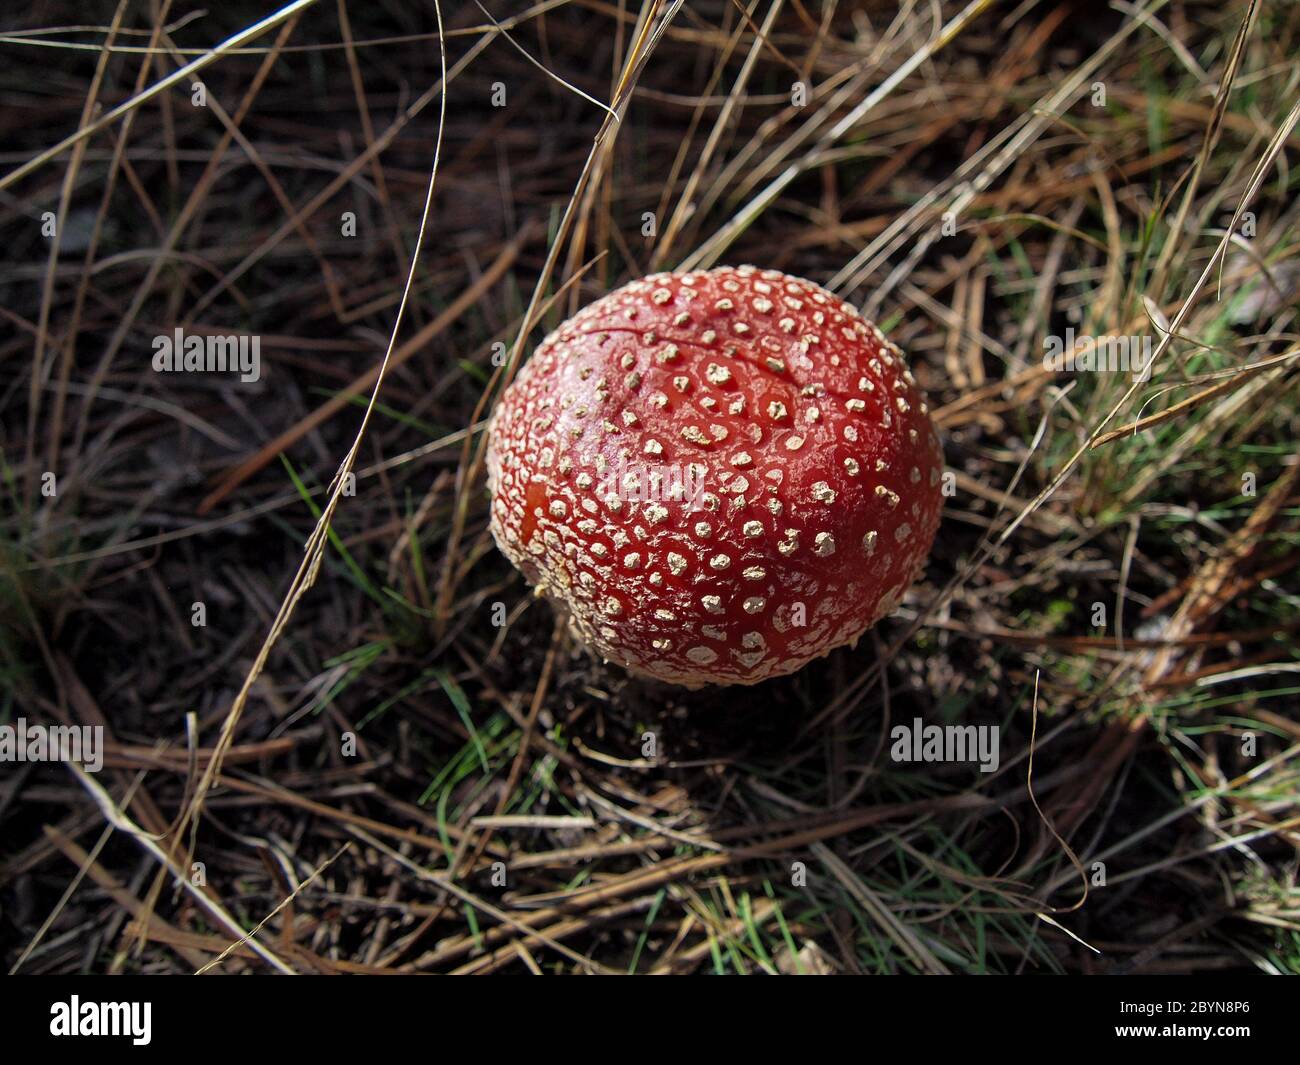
[487,265,943,687]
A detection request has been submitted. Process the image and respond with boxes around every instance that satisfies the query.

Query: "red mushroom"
[486,265,943,686]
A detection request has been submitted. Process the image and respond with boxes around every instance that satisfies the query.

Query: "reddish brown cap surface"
[487,266,943,686]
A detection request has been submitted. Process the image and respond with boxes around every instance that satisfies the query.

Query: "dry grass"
[1,0,1298,975]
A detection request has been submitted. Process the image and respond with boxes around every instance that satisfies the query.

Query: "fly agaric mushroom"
[487,265,943,686]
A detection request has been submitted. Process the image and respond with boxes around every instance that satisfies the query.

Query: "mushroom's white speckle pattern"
[487,266,944,686]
